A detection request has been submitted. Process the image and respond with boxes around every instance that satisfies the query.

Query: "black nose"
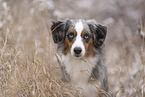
[74,47,82,54]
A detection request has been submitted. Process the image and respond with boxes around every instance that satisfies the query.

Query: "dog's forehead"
[71,19,87,26]
[69,19,90,33]
[75,21,84,34]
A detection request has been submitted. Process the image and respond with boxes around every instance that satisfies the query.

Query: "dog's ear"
[51,21,65,43]
[51,19,71,43]
[88,23,107,48]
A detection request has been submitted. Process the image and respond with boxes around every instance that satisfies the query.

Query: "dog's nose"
[74,47,82,54]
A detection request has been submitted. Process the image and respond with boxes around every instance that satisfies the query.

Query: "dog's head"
[51,19,107,58]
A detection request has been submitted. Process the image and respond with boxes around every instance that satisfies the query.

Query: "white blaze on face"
[71,21,85,57]
[75,21,84,34]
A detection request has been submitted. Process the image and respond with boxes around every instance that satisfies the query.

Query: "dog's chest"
[62,54,96,84]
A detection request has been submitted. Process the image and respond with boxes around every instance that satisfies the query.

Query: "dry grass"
[0,0,145,97]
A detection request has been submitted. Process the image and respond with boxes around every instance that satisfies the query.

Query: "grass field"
[0,0,145,97]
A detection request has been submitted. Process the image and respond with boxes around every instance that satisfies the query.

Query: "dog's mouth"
[70,53,83,59]
[74,54,81,57]
[73,53,85,59]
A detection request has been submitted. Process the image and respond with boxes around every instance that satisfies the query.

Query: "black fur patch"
[88,23,107,48]
[51,19,71,43]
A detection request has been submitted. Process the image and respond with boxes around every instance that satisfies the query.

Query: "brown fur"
[64,29,76,55]
[81,30,94,57]
[84,38,94,57]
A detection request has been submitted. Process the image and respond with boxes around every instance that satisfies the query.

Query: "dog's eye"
[84,34,90,39]
[84,34,89,39]
[67,33,74,42]
[68,33,74,38]
[83,34,90,42]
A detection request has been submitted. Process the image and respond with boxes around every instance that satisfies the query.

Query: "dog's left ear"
[88,23,107,48]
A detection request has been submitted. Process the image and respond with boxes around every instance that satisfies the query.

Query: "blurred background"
[0,0,145,96]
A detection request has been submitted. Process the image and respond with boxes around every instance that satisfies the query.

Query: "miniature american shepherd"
[51,19,108,97]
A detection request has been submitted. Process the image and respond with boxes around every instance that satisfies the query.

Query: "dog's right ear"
[51,19,71,43]
[51,21,65,43]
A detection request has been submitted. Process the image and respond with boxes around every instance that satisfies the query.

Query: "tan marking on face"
[70,29,77,36]
[81,30,94,57]
[84,38,94,57]
[81,30,88,37]
[64,38,71,55]
[64,29,76,55]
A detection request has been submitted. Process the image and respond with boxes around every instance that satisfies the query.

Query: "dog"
[51,19,108,97]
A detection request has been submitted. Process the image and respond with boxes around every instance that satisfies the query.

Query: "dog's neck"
[61,54,98,84]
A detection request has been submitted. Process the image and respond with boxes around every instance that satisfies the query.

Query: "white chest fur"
[62,54,96,83]
[61,54,99,97]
